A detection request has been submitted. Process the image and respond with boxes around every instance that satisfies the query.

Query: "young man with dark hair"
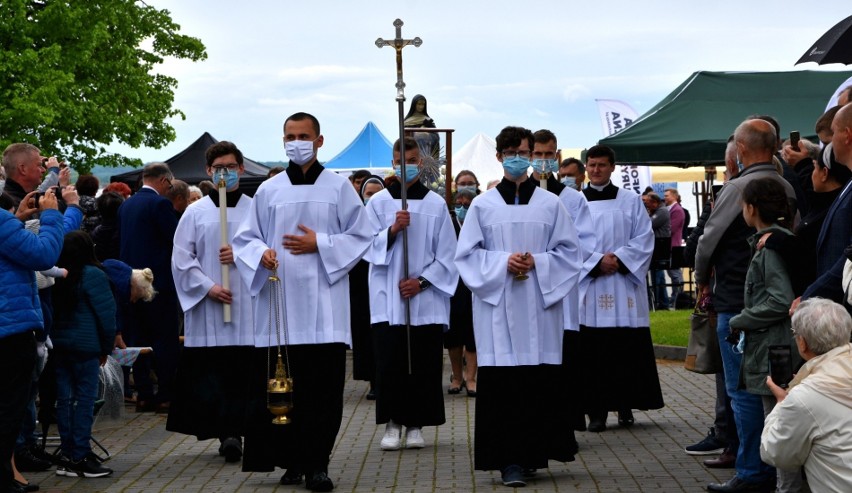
[578,144,663,433]
[529,129,564,195]
[234,113,372,492]
[455,125,582,487]
[168,141,254,464]
[364,137,458,452]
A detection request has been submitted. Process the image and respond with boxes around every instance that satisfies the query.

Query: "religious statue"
[404,94,440,158]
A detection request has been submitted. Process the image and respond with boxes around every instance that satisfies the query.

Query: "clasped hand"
[599,252,620,275]
[507,252,534,275]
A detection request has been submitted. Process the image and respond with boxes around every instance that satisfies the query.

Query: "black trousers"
[243,343,347,474]
[0,331,36,489]
[373,323,445,427]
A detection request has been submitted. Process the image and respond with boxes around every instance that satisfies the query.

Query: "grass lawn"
[649,309,692,347]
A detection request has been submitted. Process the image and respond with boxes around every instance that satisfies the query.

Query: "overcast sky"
[105,1,851,165]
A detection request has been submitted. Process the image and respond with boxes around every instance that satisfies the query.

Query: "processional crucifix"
[376,19,421,374]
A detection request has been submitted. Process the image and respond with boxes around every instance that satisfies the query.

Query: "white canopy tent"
[451,133,502,188]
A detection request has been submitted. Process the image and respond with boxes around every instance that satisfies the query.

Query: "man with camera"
[2,143,82,227]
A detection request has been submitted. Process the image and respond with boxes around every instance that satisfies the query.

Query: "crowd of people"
[2,93,852,493]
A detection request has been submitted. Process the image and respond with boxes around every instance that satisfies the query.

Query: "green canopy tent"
[598,70,852,165]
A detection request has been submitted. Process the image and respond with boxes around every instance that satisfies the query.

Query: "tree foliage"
[0,0,206,173]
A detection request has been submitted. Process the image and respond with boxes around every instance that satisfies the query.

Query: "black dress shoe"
[706,475,774,492]
[587,414,607,432]
[279,469,304,485]
[12,479,39,492]
[617,409,634,427]
[305,471,334,492]
[219,437,242,463]
[703,448,736,469]
[13,480,39,492]
[14,448,52,472]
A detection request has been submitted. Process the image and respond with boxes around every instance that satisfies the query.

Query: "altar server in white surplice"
[455,126,582,487]
[232,112,372,492]
[167,141,254,463]
[579,144,663,434]
[365,137,458,452]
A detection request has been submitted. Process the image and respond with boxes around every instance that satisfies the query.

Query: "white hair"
[131,268,157,303]
[792,298,852,355]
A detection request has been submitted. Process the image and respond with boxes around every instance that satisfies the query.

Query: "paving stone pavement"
[25,356,734,492]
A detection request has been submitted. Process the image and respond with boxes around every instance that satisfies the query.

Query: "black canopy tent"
[598,70,852,165]
[110,132,270,194]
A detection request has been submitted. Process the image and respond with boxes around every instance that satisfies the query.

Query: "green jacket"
[729,225,799,395]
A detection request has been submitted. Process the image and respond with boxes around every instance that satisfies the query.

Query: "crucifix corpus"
[375,18,421,374]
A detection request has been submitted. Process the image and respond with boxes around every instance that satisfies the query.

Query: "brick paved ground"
[25,356,733,492]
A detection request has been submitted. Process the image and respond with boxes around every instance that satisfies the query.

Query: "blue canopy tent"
[323,121,393,172]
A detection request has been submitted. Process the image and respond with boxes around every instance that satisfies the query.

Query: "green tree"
[0,0,206,173]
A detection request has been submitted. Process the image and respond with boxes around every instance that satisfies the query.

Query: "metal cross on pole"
[376,18,421,374]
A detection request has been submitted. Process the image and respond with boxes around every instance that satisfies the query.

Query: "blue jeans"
[716,312,774,483]
[55,357,100,461]
[653,270,670,308]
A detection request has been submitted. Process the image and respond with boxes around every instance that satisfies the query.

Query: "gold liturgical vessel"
[266,264,294,425]
[514,252,530,281]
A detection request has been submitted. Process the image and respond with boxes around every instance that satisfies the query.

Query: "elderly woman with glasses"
[761,298,852,492]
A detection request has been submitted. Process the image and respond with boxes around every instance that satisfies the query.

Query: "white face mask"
[0,179,5,191]
[285,140,315,165]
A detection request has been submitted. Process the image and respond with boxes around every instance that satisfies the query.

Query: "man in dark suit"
[795,104,852,310]
[118,162,180,412]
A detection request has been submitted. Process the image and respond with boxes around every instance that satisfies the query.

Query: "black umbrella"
[797,15,852,65]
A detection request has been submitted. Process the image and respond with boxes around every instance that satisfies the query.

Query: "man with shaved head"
[696,119,798,492]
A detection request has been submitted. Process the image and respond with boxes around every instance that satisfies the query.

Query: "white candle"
[218,177,231,323]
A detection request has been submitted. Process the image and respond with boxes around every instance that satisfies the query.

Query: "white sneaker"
[380,421,402,450]
[405,427,425,449]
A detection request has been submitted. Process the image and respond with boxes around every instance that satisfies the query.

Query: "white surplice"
[172,194,254,347]
[454,188,582,367]
[232,170,372,347]
[558,187,596,332]
[579,187,654,328]
[364,188,458,326]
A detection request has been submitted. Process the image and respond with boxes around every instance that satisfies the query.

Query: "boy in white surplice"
[364,137,458,452]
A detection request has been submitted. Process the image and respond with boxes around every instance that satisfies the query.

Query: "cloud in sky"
[102,0,851,166]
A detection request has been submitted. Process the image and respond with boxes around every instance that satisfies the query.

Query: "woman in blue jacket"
[51,231,116,479]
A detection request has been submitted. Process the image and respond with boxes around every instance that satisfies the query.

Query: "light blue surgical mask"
[394,164,420,183]
[213,169,239,190]
[733,331,745,355]
[736,154,744,173]
[502,156,530,178]
[563,177,582,191]
[454,205,467,222]
[532,159,558,174]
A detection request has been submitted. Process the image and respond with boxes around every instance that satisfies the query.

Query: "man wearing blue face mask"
[529,129,564,195]
[168,141,255,465]
[455,125,582,487]
[233,112,372,492]
[559,158,586,191]
[363,137,458,453]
